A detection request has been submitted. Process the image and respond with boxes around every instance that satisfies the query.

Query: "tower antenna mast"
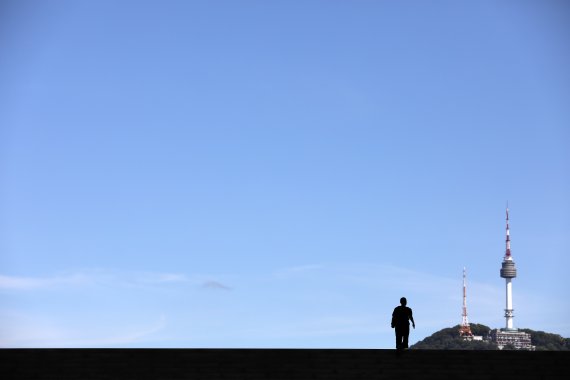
[459,267,474,339]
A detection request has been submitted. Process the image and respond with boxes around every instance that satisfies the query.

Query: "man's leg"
[402,325,410,349]
[395,328,403,349]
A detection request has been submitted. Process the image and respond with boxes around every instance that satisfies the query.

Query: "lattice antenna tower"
[459,267,474,338]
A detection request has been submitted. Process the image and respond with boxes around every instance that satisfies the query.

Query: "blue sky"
[1,0,569,348]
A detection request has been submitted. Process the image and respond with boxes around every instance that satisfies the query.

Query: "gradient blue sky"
[1,0,569,348]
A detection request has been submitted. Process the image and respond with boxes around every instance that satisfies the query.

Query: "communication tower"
[500,206,517,330]
[491,205,534,350]
[459,267,474,339]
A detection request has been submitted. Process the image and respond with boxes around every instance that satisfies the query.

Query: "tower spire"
[505,204,511,258]
[459,267,474,339]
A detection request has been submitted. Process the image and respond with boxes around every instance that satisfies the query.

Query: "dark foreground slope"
[1,349,568,380]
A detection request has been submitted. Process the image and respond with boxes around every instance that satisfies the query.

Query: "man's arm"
[409,309,415,329]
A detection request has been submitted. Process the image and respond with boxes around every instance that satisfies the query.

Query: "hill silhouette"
[411,323,570,350]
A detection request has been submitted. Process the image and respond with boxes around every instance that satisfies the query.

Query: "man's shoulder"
[394,305,409,313]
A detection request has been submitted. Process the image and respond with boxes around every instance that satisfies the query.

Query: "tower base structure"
[490,329,534,350]
[460,334,483,342]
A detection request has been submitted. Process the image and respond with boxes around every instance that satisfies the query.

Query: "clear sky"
[1,0,569,348]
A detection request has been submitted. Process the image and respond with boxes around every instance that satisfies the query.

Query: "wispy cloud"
[202,281,232,291]
[129,272,190,286]
[0,270,227,291]
[0,273,91,290]
[273,264,324,279]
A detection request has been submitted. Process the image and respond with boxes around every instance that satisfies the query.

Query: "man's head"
[400,297,407,306]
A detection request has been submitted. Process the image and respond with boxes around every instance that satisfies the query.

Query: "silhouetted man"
[391,297,415,350]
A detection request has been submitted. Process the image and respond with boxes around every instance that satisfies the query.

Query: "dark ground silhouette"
[1,349,567,379]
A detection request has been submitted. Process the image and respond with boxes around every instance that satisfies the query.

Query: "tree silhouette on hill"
[411,324,570,350]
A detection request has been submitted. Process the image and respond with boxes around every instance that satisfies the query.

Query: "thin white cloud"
[202,281,232,291]
[155,273,189,283]
[0,270,193,291]
[133,272,190,285]
[273,264,324,279]
[0,273,91,290]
